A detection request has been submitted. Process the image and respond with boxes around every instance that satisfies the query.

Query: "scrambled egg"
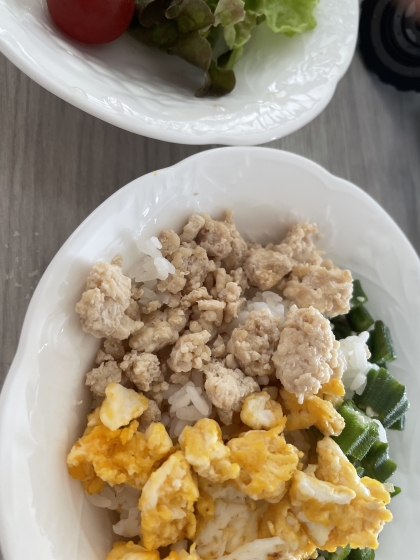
[258,495,318,559]
[280,388,345,437]
[289,437,392,551]
[67,409,173,492]
[227,425,301,502]
[163,546,201,560]
[240,392,284,430]
[106,543,202,560]
[179,418,240,483]
[195,480,264,560]
[71,218,394,560]
[317,379,345,407]
[139,451,199,550]
[100,382,149,431]
[106,541,160,560]
[215,537,297,560]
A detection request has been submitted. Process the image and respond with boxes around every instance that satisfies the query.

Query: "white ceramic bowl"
[0,0,358,145]
[1,147,419,560]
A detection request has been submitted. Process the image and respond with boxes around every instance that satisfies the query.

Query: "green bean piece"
[389,413,406,430]
[347,549,375,560]
[350,280,369,308]
[356,466,365,477]
[353,368,409,428]
[368,320,397,364]
[333,401,379,460]
[331,316,353,340]
[329,545,351,560]
[390,486,401,498]
[347,306,374,332]
[361,441,397,482]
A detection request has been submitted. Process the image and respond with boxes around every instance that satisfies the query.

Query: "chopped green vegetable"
[333,401,379,460]
[368,320,397,364]
[353,368,409,428]
[350,280,369,308]
[326,545,351,560]
[361,441,397,482]
[347,305,374,332]
[390,486,401,498]
[347,549,375,560]
[389,413,406,430]
[330,316,352,340]
[356,466,365,477]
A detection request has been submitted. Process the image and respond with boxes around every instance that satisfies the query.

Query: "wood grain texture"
[0,48,419,557]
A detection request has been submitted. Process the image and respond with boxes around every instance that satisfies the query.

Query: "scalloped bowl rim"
[1,147,419,560]
[0,0,358,145]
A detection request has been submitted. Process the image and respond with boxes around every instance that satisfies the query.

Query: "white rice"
[247,291,288,319]
[87,484,141,537]
[169,392,191,411]
[383,482,395,493]
[138,285,171,306]
[365,406,376,418]
[340,332,373,395]
[164,381,213,438]
[171,540,188,553]
[186,385,210,416]
[160,412,170,426]
[171,418,192,438]
[163,384,184,399]
[224,291,292,334]
[191,370,205,390]
[130,236,175,282]
[87,485,119,509]
[372,419,388,443]
[288,430,311,458]
[113,506,140,537]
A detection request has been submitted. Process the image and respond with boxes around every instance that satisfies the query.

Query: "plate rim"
[0,2,358,145]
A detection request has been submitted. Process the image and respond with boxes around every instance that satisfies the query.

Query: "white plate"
[0,147,419,560]
[0,0,358,145]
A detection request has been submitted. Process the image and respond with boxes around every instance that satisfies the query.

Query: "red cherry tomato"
[46,0,135,44]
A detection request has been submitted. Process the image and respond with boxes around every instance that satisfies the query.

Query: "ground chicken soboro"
[69,212,392,560]
[282,263,353,317]
[76,260,143,340]
[226,308,280,377]
[273,305,341,403]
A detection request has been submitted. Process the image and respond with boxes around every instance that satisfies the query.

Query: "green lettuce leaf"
[132,0,318,96]
[214,0,245,26]
[131,20,180,49]
[244,0,318,35]
[166,0,215,32]
[204,0,219,13]
[169,30,212,71]
[196,60,236,96]
[135,0,170,27]
[217,46,243,70]
[223,11,257,49]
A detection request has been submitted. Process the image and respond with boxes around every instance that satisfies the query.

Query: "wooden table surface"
[1,50,419,390]
[0,46,419,557]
